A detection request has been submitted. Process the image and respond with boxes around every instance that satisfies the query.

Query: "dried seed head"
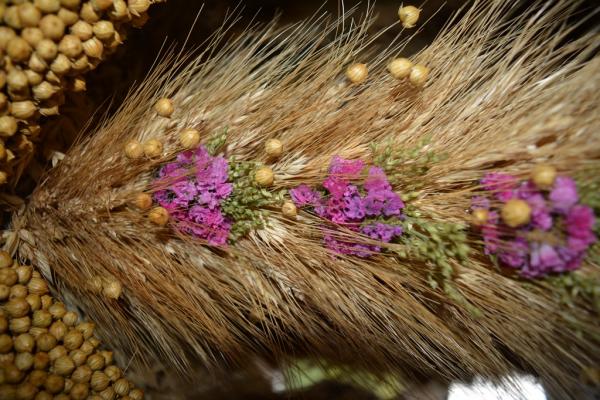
[14,333,35,352]
[49,302,67,319]
[10,284,28,299]
[76,322,95,339]
[80,340,94,354]
[143,139,163,158]
[39,15,66,41]
[40,295,52,310]
[92,0,114,11]
[32,310,52,327]
[0,334,13,352]
[54,355,76,375]
[265,138,283,158]
[15,265,33,284]
[27,277,49,295]
[72,365,92,383]
[93,20,115,41]
[71,76,86,91]
[61,0,82,9]
[99,386,116,400]
[9,316,31,333]
[35,0,62,14]
[50,53,71,75]
[22,27,45,46]
[471,208,489,226]
[82,36,103,58]
[128,0,150,16]
[532,164,557,189]
[70,20,93,41]
[148,207,169,226]
[281,201,297,219]
[63,330,84,350]
[6,298,30,318]
[48,320,67,340]
[48,345,67,361]
[124,140,143,159]
[18,3,42,27]
[345,63,368,84]
[33,81,58,100]
[90,370,110,391]
[179,128,201,149]
[36,332,58,351]
[255,166,275,187]
[409,64,430,86]
[7,69,29,91]
[134,193,152,210]
[44,374,65,394]
[80,3,101,23]
[36,39,58,61]
[70,349,88,366]
[15,351,35,371]
[4,6,23,30]
[4,363,24,383]
[0,266,18,284]
[7,37,33,62]
[102,279,122,300]
[129,388,144,400]
[387,57,413,79]
[111,0,130,19]
[26,294,41,311]
[58,34,82,58]
[25,69,43,86]
[501,199,531,228]
[29,369,48,386]
[113,378,130,396]
[11,101,37,120]
[100,350,113,365]
[0,116,18,137]
[104,365,121,381]
[62,311,78,326]
[398,5,421,28]
[28,51,47,71]
[0,27,17,49]
[70,382,89,400]
[86,353,105,370]
[154,97,174,117]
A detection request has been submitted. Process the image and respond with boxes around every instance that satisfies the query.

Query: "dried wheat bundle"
[10,0,600,398]
[0,0,162,193]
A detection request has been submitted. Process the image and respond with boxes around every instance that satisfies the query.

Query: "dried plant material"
[12,2,600,400]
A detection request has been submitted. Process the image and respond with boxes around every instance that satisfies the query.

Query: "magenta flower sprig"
[472,169,596,278]
[290,156,405,257]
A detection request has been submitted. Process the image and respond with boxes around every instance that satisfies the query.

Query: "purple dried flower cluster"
[153,146,233,246]
[290,156,404,257]
[473,173,596,278]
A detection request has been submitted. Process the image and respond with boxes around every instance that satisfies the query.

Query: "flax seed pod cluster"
[0,0,161,190]
[0,251,144,400]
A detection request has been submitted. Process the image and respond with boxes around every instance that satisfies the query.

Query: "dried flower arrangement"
[0,0,162,193]
[3,1,599,399]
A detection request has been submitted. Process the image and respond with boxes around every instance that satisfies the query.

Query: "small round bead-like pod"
[281,201,297,219]
[345,63,368,84]
[0,116,18,137]
[27,277,48,295]
[124,140,143,159]
[398,5,421,28]
[6,298,30,318]
[472,208,489,226]
[18,3,42,28]
[143,139,163,158]
[113,378,130,396]
[179,128,200,149]
[387,57,413,79]
[22,27,45,47]
[86,353,105,370]
[148,206,169,226]
[63,329,84,350]
[58,34,82,58]
[14,332,35,352]
[501,199,531,228]
[35,0,62,14]
[29,369,47,386]
[7,69,29,92]
[70,21,93,41]
[11,101,37,120]
[69,382,90,400]
[409,64,430,87]
[93,20,115,41]
[54,355,76,376]
[44,373,65,394]
[154,97,174,117]
[531,164,557,189]
[133,193,153,210]
[7,37,33,63]
[255,166,275,187]
[58,8,80,26]
[39,15,66,41]
[48,345,67,361]
[92,0,114,12]
[10,316,31,334]
[0,251,14,268]
[80,3,101,24]
[48,320,67,340]
[264,138,283,158]
[128,0,151,16]
[36,39,58,61]
[36,332,57,352]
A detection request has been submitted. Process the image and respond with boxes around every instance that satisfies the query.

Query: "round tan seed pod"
[22,28,44,47]
[35,0,61,14]
[6,298,30,318]
[129,389,144,400]
[102,279,122,299]
[472,208,489,226]
[70,382,89,400]
[7,37,33,63]
[29,369,47,386]
[93,21,115,41]
[47,345,67,361]
[50,53,71,75]
[128,0,150,16]
[57,8,79,26]
[44,374,64,394]
[11,101,37,119]
[409,64,430,87]
[255,166,274,187]
[9,284,28,299]
[32,81,57,101]
[111,0,130,20]
[345,63,368,84]
[143,139,162,158]
[501,199,531,228]
[18,4,42,27]
[124,140,143,159]
[29,327,48,338]
[61,0,81,9]
[80,3,100,23]
[5,363,25,383]
[398,5,421,28]
[35,39,58,62]
[532,164,557,189]
[79,340,94,355]
[9,316,31,334]
[62,311,77,326]
[387,57,413,79]
[15,351,35,371]
[48,302,66,319]
[63,330,83,350]
[99,350,112,365]
[265,138,283,158]
[32,310,52,327]
[0,334,12,353]
[15,266,33,284]
[58,34,82,58]
[0,116,17,137]
[14,333,35,352]
[16,382,38,399]
[26,294,42,311]
[54,355,75,376]
[72,365,92,383]
[39,15,65,41]
[70,20,93,41]
[148,206,169,226]
[99,386,116,400]
[0,284,9,300]
[4,6,23,30]
[113,378,129,396]
[70,349,87,366]
[33,352,50,370]
[40,295,52,309]
[104,365,121,382]
[70,53,88,72]
[76,322,94,339]
[92,0,114,11]
[71,76,86,91]
[29,52,48,72]
[281,201,297,219]
[87,353,105,370]
[35,333,57,352]
[87,337,100,348]
[154,98,174,117]
[0,266,18,284]
[82,37,103,58]
[179,128,200,149]
[0,26,17,49]
[27,277,48,295]
[48,321,66,340]
[134,193,152,210]
[24,69,43,86]
[7,69,29,92]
